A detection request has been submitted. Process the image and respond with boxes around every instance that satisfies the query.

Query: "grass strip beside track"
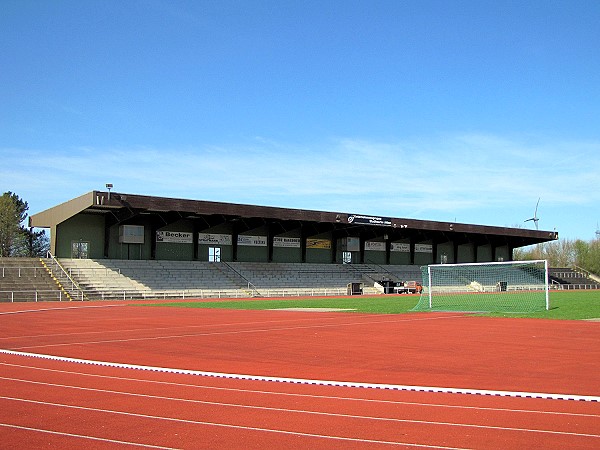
[143,290,600,320]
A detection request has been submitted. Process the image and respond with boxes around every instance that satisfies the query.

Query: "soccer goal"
[412,260,549,312]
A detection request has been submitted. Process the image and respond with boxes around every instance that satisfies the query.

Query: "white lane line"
[1,349,599,402]
[3,315,473,350]
[0,311,440,341]
[0,304,125,315]
[2,361,598,418]
[2,375,599,439]
[0,396,468,449]
[0,423,178,449]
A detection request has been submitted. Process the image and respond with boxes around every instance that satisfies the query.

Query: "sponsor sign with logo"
[156,231,193,244]
[237,235,267,247]
[391,242,411,252]
[365,241,386,251]
[306,238,331,249]
[347,214,392,227]
[415,243,433,253]
[198,233,232,245]
[273,237,301,248]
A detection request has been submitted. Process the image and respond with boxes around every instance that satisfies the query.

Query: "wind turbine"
[525,197,540,230]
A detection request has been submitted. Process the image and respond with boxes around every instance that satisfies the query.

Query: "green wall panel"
[55,214,105,259]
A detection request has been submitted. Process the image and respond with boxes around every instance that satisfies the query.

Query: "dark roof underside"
[41,191,557,249]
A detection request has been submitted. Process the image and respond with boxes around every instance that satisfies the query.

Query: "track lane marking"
[0,423,178,449]
[2,375,599,438]
[0,304,125,315]
[1,349,599,402]
[0,315,487,350]
[0,312,455,341]
[2,361,597,418]
[0,396,468,449]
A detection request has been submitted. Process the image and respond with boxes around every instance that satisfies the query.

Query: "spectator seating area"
[0,257,67,302]
[7,258,598,302]
[549,267,600,290]
[55,259,424,300]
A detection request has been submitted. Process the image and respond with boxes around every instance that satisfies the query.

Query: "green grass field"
[149,290,600,320]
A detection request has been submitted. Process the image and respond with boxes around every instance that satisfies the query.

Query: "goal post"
[413,260,549,312]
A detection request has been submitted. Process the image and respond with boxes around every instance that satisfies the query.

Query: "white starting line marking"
[1,349,598,403]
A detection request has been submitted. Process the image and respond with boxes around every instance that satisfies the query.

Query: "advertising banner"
[237,235,267,247]
[365,241,386,251]
[198,233,232,245]
[415,243,433,253]
[306,238,331,249]
[347,214,392,227]
[156,231,193,244]
[273,237,301,248]
[391,242,411,252]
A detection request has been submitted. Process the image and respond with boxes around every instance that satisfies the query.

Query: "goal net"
[412,260,549,312]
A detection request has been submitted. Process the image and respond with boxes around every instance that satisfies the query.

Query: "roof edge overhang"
[28,191,559,247]
[29,191,97,229]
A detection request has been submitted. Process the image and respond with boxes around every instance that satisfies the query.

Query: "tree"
[514,236,600,275]
[0,192,49,257]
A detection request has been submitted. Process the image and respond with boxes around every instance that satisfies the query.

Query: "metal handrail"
[220,262,261,297]
[45,253,85,295]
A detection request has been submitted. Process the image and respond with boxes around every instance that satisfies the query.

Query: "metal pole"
[428,265,433,309]
[545,259,550,310]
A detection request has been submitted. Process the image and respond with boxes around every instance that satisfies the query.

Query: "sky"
[1,0,599,241]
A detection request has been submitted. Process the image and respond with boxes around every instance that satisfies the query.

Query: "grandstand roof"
[31,191,558,252]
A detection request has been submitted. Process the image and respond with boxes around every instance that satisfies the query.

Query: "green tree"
[0,192,26,257]
[515,237,600,275]
[0,192,49,257]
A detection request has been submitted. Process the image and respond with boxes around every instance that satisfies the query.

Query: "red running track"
[0,300,599,449]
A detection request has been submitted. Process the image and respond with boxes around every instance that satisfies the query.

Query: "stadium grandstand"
[3,190,566,301]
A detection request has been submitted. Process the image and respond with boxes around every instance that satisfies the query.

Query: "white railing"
[0,286,358,302]
[556,283,600,290]
[0,290,71,302]
[1,266,43,277]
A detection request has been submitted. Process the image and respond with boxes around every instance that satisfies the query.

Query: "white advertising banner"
[237,235,267,247]
[156,231,193,244]
[391,242,410,252]
[364,241,386,251]
[273,237,301,248]
[415,243,433,253]
[198,233,232,245]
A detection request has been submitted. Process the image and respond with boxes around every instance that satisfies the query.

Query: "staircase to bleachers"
[0,257,71,302]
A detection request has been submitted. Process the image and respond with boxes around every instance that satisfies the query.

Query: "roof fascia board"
[29,191,96,228]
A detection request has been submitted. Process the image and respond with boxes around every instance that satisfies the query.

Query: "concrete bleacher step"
[56,260,429,300]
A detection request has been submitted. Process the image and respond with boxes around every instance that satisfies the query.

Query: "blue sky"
[1,0,599,240]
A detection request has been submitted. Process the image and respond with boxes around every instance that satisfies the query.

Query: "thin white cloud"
[1,133,598,238]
